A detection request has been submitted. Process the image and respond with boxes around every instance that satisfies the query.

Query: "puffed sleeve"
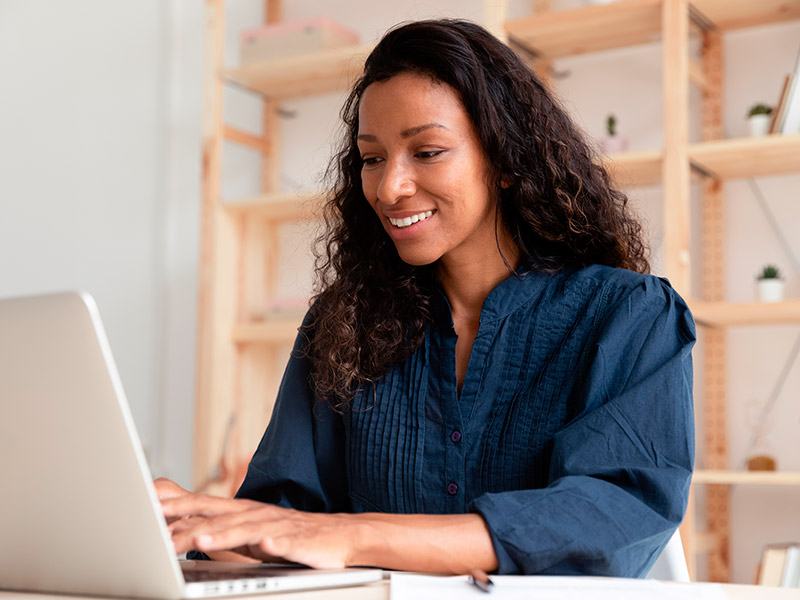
[234,314,350,513]
[471,276,695,576]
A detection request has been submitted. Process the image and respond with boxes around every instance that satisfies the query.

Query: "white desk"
[2,579,799,600]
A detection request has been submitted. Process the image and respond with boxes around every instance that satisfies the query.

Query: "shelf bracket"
[688,4,717,33]
[689,159,717,180]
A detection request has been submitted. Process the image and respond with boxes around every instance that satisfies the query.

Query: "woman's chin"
[395,248,440,267]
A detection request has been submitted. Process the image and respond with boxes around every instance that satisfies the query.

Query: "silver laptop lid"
[0,291,185,599]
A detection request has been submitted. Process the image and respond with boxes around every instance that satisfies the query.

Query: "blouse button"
[450,430,462,443]
[447,482,459,496]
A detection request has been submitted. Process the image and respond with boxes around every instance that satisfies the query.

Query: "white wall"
[2,0,798,584]
[0,1,173,468]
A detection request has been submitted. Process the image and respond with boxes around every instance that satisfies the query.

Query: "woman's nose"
[377,158,416,205]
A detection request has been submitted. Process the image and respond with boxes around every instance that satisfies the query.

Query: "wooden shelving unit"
[506,0,663,58]
[691,299,800,328]
[603,133,800,187]
[197,0,800,582]
[693,470,800,486]
[695,0,800,30]
[505,0,800,58]
[603,150,663,188]
[231,320,304,345]
[195,0,321,498]
[222,191,321,221]
[689,134,800,180]
[506,0,800,584]
[223,43,372,99]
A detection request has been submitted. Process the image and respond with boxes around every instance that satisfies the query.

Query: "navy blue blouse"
[236,265,696,576]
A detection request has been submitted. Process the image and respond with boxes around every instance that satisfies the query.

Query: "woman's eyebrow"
[401,123,449,138]
[357,123,449,143]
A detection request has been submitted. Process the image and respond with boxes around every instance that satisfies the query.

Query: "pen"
[469,568,494,593]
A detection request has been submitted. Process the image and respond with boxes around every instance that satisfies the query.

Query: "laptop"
[0,291,383,599]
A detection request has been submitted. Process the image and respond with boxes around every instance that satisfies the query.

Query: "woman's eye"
[416,150,443,159]
[361,156,383,166]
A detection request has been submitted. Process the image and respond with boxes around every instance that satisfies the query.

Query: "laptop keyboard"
[182,567,277,583]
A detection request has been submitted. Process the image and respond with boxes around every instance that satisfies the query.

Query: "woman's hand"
[157,482,498,573]
[160,492,361,569]
[153,478,194,526]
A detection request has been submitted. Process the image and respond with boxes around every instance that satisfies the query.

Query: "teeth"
[389,210,433,228]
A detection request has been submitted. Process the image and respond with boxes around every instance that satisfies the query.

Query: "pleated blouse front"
[237,265,696,576]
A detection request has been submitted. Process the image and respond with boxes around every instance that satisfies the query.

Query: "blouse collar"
[431,268,557,331]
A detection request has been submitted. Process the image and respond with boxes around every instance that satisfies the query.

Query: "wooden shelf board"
[223,43,373,99]
[232,320,302,344]
[223,3,800,97]
[694,0,800,31]
[693,469,800,485]
[689,299,800,327]
[603,149,663,188]
[222,191,321,221]
[505,0,663,59]
[505,0,800,60]
[689,133,800,180]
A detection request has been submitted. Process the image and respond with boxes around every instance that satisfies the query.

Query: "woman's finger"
[195,512,352,569]
[153,477,190,501]
[161,493,263,519]
[170,508,291,557]
[171,517,267,555]
[167,514,207,534]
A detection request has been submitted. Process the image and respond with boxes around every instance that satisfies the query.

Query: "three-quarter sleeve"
[235,317,350,514]
[471,277,696,576]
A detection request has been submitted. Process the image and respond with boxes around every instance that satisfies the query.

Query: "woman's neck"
[437,240,521,321]
[437,237,520,396]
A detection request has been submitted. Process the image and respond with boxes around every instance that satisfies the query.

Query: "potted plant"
[756,264,784,302]
[747,103,773,137]
[599,113,628,154]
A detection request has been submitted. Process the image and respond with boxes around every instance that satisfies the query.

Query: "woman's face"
[357,72,498,268]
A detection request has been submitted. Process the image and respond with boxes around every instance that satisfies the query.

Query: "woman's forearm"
[162,489,498,573]
[347,512,499,574]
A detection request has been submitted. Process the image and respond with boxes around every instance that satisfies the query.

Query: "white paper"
[390,573,727,600]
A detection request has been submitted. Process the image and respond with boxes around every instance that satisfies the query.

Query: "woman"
[160,18,695,577]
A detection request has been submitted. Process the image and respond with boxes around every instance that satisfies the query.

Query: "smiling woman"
[357,73,512,272]
[158,18,695,578]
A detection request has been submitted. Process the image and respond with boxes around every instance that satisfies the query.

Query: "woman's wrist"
[341,513,387,568]
[340,512,498,574]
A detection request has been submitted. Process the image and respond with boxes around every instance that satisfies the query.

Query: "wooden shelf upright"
[195,0,319,497]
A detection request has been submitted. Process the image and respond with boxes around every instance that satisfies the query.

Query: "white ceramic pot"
[757,279,784,302]
[600,135,628,154]
[748,114,771,137]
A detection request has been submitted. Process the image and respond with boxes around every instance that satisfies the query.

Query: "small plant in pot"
[747,103,773,137]
[756,264,784,302]
[600,113,628,154]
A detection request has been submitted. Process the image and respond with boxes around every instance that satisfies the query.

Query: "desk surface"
[2,579,799,600]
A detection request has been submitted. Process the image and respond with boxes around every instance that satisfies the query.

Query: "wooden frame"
[195,0,293,497]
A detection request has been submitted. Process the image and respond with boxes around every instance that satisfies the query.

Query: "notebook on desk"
[0,291,382,599]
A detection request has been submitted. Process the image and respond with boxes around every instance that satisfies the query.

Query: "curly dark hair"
[308,18,649,409]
